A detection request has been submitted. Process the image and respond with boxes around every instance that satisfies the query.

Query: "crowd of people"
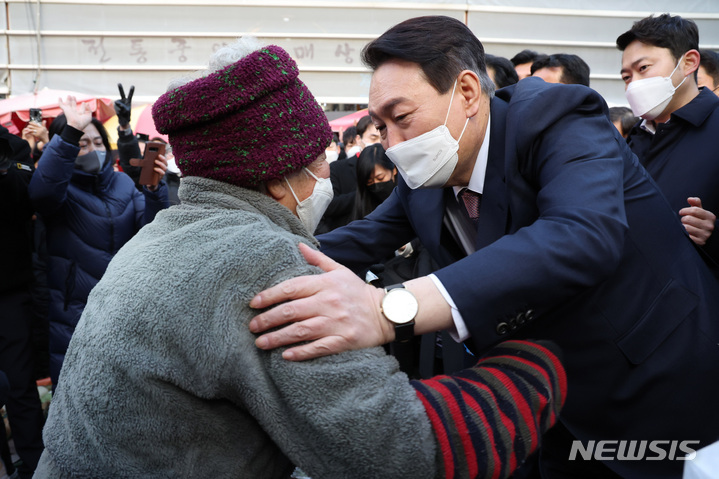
[0,10,718,479]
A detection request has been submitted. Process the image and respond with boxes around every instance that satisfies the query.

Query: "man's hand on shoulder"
[249,243,394,361]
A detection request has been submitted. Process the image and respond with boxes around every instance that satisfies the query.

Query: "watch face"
[382,288,418,324]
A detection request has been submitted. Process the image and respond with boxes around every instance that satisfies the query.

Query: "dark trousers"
[537,422,623,479]
[0,287,45,478]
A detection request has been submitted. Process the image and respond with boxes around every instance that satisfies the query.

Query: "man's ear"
[458,70,482,118]
[265,178,287,201]
[683,49,701,77]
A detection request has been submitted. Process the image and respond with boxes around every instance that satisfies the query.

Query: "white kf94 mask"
[385,80,470,189]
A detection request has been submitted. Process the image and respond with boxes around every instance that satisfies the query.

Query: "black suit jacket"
[627,87,719,265]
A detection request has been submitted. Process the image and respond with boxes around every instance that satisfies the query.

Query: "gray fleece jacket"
[35,176,437,478]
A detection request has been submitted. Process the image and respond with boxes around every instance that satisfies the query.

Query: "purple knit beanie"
[152,45,331,187]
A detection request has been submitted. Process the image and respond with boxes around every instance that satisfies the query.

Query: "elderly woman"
[35,39,565,479]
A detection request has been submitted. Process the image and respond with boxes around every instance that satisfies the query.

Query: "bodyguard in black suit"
[250,16,719,478]
[618,14,719,266]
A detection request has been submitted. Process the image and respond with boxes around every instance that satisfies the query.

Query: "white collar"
[454,113,491,198]
[639,118,656,135]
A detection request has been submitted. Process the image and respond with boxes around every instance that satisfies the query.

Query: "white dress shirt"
[428,114,491,342]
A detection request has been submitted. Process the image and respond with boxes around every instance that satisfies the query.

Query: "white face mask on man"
[285,167,334,234]
[346,145,361,158]
[385,80,470,189]
[325,149,339,163]
[625,54,688,121]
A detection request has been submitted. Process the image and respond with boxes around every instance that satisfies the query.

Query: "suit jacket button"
[496,322,509,335]
[526,309,534,321]
[516,312,526,325]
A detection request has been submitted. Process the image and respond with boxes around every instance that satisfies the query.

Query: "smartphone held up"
[140,141,165,187]
[29,108,43,123]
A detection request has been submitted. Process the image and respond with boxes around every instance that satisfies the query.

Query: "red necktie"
[459,188,481,226]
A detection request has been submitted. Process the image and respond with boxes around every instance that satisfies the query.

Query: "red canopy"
[0,88,114,135]
[328,108,369,134]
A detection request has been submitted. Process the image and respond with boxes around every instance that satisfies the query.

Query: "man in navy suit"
[249,16,719,478]
[618,14,719,265]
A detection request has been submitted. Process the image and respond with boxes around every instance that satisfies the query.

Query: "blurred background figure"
[608,106,638,138]
[21,120,49,165]
[317,115,381,234]
[698,49,719,96]
[0,126,45,478]
[531,53,591,86]
[351,143,396,221]
[148,137,181,205]
[27,96,169,388]
[342,125,359,158]
[510,48,547,80]
[324,133,341,163]
[353,115,381,153]
[19,110,53,394]
[485,53,519,89]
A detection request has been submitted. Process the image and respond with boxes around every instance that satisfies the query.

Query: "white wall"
[3,0,719,107]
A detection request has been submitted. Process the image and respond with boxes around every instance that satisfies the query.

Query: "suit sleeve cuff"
[428,273,470,342]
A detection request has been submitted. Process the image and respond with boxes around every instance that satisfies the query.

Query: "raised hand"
[58,96,93,132]
[115,83,134,128]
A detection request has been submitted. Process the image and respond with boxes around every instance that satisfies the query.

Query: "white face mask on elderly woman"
[285,168,334,234]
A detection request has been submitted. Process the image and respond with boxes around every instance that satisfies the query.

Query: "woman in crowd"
[351,143,397,221]
[27,98,169,387]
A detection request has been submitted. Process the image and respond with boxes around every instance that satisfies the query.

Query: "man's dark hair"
[530,53,591,86]
[361,15,495,97]
[342,126,357,146]
[356,115,373,138]
[608,106,638,137]
[700,49,719,88]
[616,14,699,61]
[510,49,542,66]
[485,54,519,89]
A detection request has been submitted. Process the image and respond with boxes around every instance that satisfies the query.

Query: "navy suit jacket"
[319,78,719,477]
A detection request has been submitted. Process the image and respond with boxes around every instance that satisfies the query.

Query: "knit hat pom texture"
[152,45,331,187]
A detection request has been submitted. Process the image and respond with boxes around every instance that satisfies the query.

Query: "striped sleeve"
[410,340,567,479]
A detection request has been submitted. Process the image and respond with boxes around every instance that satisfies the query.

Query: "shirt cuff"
[428,273,471,342]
